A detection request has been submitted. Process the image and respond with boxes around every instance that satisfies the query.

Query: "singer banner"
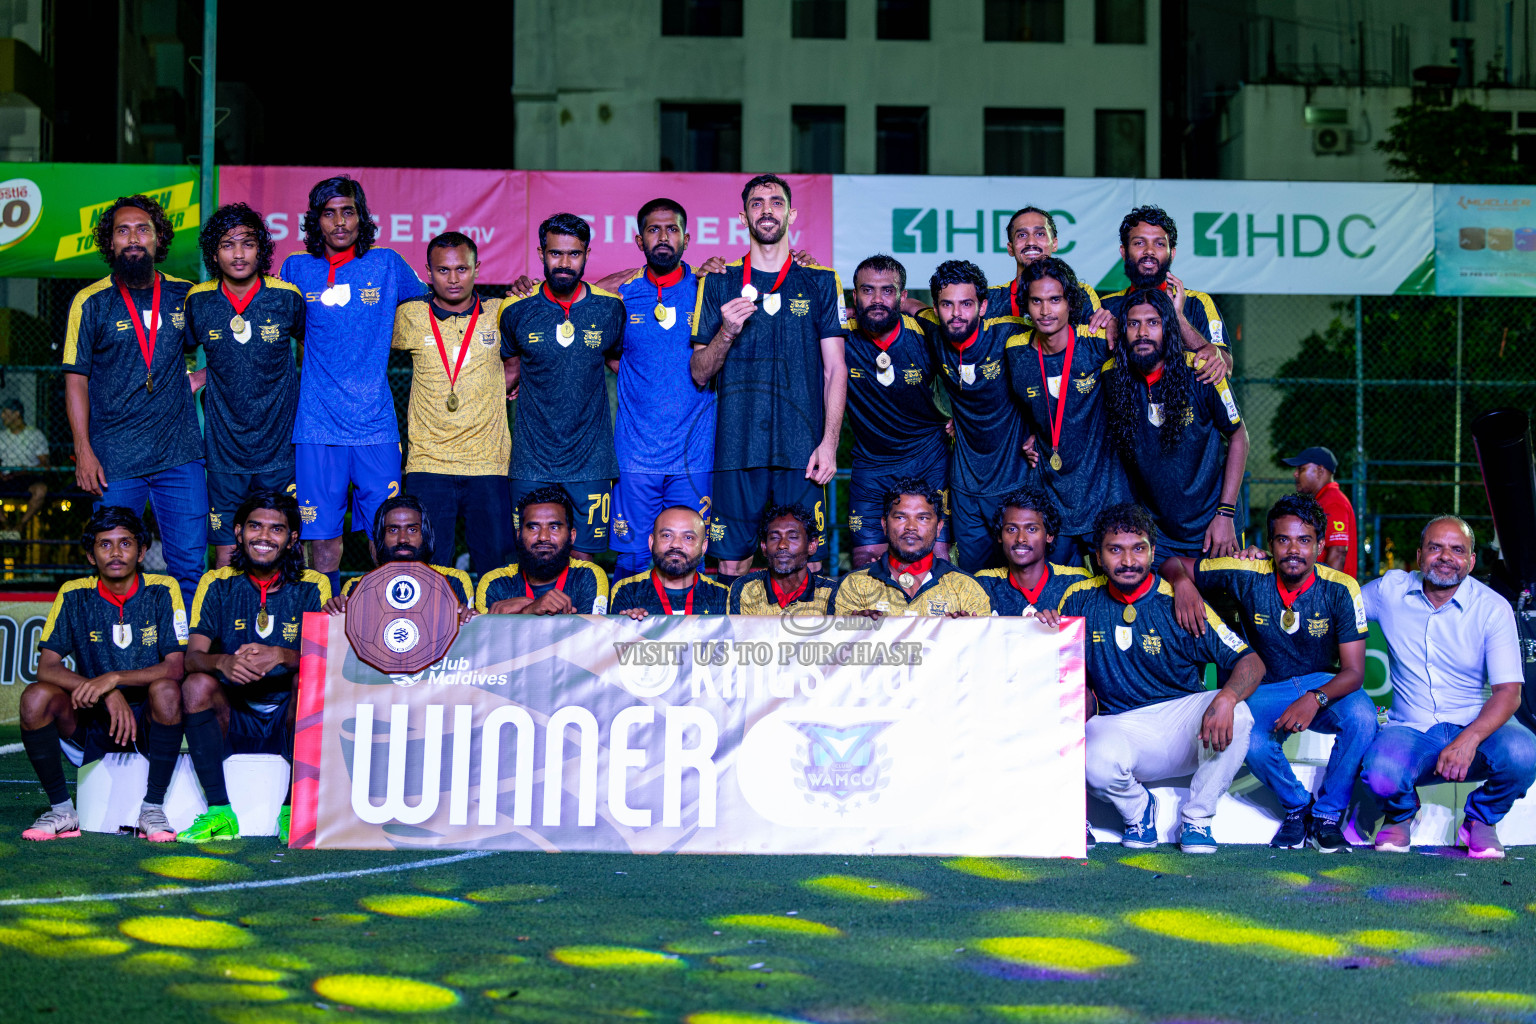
[291,612,1086,857]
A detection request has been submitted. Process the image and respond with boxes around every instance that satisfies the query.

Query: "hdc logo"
[891,208,1077,255]
[1192,211,1377,259]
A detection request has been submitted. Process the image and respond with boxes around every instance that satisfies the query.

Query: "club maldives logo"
[790,721,893,809]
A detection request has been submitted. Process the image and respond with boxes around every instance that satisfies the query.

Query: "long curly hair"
[200,202,274,280]
[301,176,377,258]
[1106,288,1193,457]
[94,195,175,265]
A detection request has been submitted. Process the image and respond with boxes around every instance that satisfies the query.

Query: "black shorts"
[848,451,950,549]
[207,468,295,545]
[61,698,158,766]
[949,488,1014,573]
[510,478,612,553]
[225,680,294,757]
[710,468,827,562]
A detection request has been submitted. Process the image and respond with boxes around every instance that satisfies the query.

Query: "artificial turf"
[0,726,1534,1024]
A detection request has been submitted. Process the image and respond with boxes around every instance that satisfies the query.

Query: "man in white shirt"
[0,398,49,529]
[1361,515,1536,858]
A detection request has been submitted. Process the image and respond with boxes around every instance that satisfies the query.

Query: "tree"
[1376,101,1530,184]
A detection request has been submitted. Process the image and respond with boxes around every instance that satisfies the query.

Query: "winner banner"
[293,613,1086,858]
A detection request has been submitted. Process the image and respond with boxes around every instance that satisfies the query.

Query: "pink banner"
[218,167,834,286]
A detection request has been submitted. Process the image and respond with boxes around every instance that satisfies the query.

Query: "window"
[1095,109,1145,176]
[1095,0,1145,44]
[792,106,845,173]
[1452,38,1475,86]
[659,103,741,172]
[793,0,845,38]
[985,108,1064,175]
[876,106,928,173]
[661,0,742,36]
[984,0,1064,42]
[877,0,929,40]
[1451,0,1473,21]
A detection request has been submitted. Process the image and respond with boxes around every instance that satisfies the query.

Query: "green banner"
[0,163,206,279]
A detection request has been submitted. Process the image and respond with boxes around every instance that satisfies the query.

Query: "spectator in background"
[1282,446,1356,577]
[0,398,49,530]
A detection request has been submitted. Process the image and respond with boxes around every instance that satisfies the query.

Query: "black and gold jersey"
[921,311,1032,495]
[985,277,1102,326]
[39,573,188,685]
[844,314,948,470]
[1191,559,1367,681]
[475,559,610,614]
[610,571,730,615]
[833,557,991,616]
[728,570,838,615]
[1100,284,1228,348]
[190,567,331,673]
[975,563,1091,615]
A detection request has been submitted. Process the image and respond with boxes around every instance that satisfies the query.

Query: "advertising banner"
[0,164,205,280]
[1432,184,1536,295]
[0,596,56,724]
[292,612,1087,857]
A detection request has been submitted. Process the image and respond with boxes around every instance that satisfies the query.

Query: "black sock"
[184,708,229,805]
[143,715,184,805]
[21,723,70,805]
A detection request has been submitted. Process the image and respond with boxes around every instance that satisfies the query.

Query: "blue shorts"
[207,468,295,545]
[295,443,402,540]
[710,468,826,562]
[848,451,949,549]
[510,478,612,553]
[611,470,712,574]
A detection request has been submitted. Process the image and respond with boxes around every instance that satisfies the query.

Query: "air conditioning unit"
[1312,126,1352,154]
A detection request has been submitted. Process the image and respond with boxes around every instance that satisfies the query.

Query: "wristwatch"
[1309,688,1331,709]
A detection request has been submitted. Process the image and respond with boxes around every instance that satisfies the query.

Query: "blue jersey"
[614,265,716,475]
[280,247,425,446]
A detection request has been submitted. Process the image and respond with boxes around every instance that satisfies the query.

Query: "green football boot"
[277,805,291,846]
[177,804,240,842]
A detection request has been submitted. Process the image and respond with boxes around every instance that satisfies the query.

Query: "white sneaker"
[22,806,80,841]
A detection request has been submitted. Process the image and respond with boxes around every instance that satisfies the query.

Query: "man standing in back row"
[692,174,848,580]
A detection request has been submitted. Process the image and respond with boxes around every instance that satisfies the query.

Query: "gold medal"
[654,303,667,321]
[145,372,153,394]
[898,572,915,588]
[257,608,270,632]
[558,319,575,340]
[1049,451,1063,471]
[740,283,759,302]
[875,351,892,371]
[1281,609,1297,630]
[446,392,459,412]
[1122,604,1136,624]
[230,314,247,334]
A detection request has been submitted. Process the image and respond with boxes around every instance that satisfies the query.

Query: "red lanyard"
[544,282,579,321]
[428,299,481,392]
[222,276,261,315]
[742,251,791,296]
[771,574,809,606]
[949,325,979,355]
[1034,329,1077,458]
[97,575,140,622]
[326,248,354,285]
[1010,278,1021,318]
[116,275,161,376]
[1107,574,1156,606]
[868,323,900,350]
[526,565,570,600]
[647,264,685,306]
[889,553,934,581]
[1276,571,1316,610]
[652,571,694,614]
[251,573,275,610]
[1010,565,1050,606]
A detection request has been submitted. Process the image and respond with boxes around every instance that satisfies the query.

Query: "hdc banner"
[293,613,1086,857]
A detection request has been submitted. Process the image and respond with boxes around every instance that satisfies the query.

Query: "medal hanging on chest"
[222,277,261,343]
[428,299,480,413]
[112,622,133,649]
[740,252,791,314]
[1122,604,1136,624]
[544,283,579,346]
[647,264,685,325]
[117,275,161,394]
[254,574,276,638]
[1276,571,1314,636]
[320,249,354,306]
[1281,610,1298,632]
[98,577,139,649]
[870,323,899,387]
[1035,330,1076,476]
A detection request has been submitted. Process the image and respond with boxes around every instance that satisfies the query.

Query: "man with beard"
[1099,206,1229,382]
[611,506,729,617]
[325,496,474,619]
[501,213,626,562]
[985,207,1111,334]
[185,203,305,569]
[974,487,1089,616]
[920,260,1031,572]
[1361,516,1536,859]
[476,486,610,614]
[176,490,330,844]
[63,194,206,602]
[393,232,514,575]
[20,507,188,842]
[729,504,838,614]
[1161,493,1375,852]
[846,254,950,569]
[692,174,847,579]
[609,199,716,579]
[1103,289,1247,566]
[281,176,426,593]
[1281,446,1356,577]
[834,478,990,617]
[1006,257,1129,565]
[1041,503,1262,854]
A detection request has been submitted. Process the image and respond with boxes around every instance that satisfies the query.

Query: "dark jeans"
[1362,719,1536,825]
[405,472,512,574]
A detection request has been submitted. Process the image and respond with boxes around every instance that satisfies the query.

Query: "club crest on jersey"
[1115,625,1133,650]
[170,311,185,329]
[360,286,381,305]
[612,516,630,539]
[789,297,810,317]
[260,324,281,343]
[982,360,1002,380]
[1140,633,1163,655]
[1074,375,1096,394]
[583,329,604,348]
[299,504,317,524]
[847,511,864,533]
[208,512,222,532]
[140,625,158,647]
[903,368,923,386]
[283,621,300,642]
[792,721,892,803]
[1307,616,1330,638]
[925,600,948,614]
[709,521,727,542]
[479,330,497,347]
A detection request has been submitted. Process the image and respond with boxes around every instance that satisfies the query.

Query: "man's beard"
[1123,251,1171,289]
[645,243,682,274]
[656,547,701,578]
[857,301,898,336]
[519,535,573,581]
[546,267,582,292]
[941,313,978,345]
[1127,338,1165,377]
[112,248,154,287]
[1424,562,1468,587]
[890,535,935,564]
[380,542,423,564]
[749,216,786,245]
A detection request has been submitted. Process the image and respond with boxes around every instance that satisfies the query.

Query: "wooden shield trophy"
[344,563,461,675]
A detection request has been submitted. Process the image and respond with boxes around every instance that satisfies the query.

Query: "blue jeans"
[97,459,208,605]
[1362,718,1536,825]
[1244,671,1379,820]
[405,472,512,575]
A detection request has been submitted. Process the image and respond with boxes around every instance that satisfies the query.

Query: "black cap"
[1280,446,1337,473]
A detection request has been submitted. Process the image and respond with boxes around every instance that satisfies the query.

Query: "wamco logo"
[1192,211,1377,259]
[892,208,1077,255]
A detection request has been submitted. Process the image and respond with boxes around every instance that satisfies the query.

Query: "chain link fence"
[0,279,1532,586]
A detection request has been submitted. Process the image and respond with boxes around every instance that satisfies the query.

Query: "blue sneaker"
[1179,821,1218,854]
[1121,794,1158,849]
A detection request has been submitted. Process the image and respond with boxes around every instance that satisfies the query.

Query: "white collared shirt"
[1362,569,1524,730]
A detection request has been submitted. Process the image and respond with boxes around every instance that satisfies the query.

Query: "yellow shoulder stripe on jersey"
[1056,574,1108,611]
[187,279,220,296]
[1004,331,1036,349]
[1203,602,1248,650]
[917,307,939,325]
[614,570,652,591]
[1100,286,1129,300]
[342,577,357,597]
[698,575,730,592]
[690,274,710,340]
[974,567,1009,578]
[1083,282,1103,306]
[144,573,187,615]
[266,275,302,295]
[301,568,333,605]
[1198,557,1271,575]
[622,268,645,286]
[40,576,98,642]
[1156,579,1175,599]
[190,566,243,626]
[802,262,837,274]
[62,276,116,366]
[474,565,519,613]
[983,315,1029,330]
[1316,564,1363,598]
[161,273,191,285]
[900,313,923,332]
[570,559,610,600]
[430,565,473,600]
[280,250,310,265]
[588,284,621,300]
[1101,357,1117,373]
[1052,563,1092,578]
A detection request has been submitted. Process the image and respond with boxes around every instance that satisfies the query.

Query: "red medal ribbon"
[646,264,685,307]
[222,276,262,315]
[1009,565,1051,607]
[889,553,934,582]
[1275,570,1316,610]
[949,325,979,354]
[116,274,161,377]
[526,565,570,601]
[651,571,694,615]
[1034,328,1077,463]
[771,574,809,607]
[1107,573,1156,606]
[543,282,580,323]
[1010,277,1022,318]
[427,298,481,394]
[97,574,141,622]
[250,573,276,614]
[741,251,792,297]
[867,322,901,350]
[1142,363,1165,386]
[325,248,355,286]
